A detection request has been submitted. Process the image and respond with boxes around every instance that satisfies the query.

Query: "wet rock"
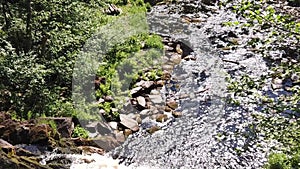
[175,44,183,54]
[78,146,105,155]
[183,55,196,61]
[170,53,182,64]
[147,125,161,134]
[172,111,183,118]
[119,114,139,132]
[156,80,165,87]
[124,129,133,138]
[164,106,173,112]
[136,115,142,124]
[166,100,178,110]
[162,70,172,79]
[156,114,168,123]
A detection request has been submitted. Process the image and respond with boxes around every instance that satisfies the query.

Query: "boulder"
[119,114,139,132]
[37,117,74,138]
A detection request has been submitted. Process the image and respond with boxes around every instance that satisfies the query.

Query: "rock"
[156,114,168,123]
[115,131,125,143]
[149,94,163,104]
[183,55,196,61]
[166,100,178,110]
[37,117,74,138]
[172,111,183,118]
[108,122,118,130]
[72,136,120,152]
[96,122,113,135]
[103,95,114,102]
[170,53,182,64]
[29,124,53,145]
[175,44,183,54]
[130,86,143,97]
[150,89,160,95]
[162,65,174,72]
[271,78,283,90]
[104,4,122,15]
[162,70,172,80]
[136,115,142,124]
[136,80,154,89]
[124,129,133,138]
[136,96,147,108]
[140,109,150,116]
[78,146,105,155]
[156,80,165,87]
[147,125,161,134]
[119,114,139,132]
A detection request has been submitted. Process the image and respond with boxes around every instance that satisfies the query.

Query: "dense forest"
[0,0,300,168]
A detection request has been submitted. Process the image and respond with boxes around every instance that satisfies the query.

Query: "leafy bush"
[72,125,89,139]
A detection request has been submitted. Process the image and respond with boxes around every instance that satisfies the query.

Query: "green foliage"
[0,0,150,119]
[72,125,89,139]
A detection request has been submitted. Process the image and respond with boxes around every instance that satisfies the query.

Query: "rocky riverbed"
[1,0,299,168]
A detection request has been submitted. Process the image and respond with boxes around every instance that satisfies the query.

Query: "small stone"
[166,100,178,110]
[164,106,173,112]
[156,114,168,123]
[170,53,182,64]
[162,70,171,80]
[156,80,165,86]
[162,65,174,72]
[147,126,161,134]
[172,111,182,118]
[137,96,146,108]
[103,95,114,102]
[183,55,196,61]
[136,116,142,124]
[124,129,132,137]
[115,131,125,143]
[176,44,183,54]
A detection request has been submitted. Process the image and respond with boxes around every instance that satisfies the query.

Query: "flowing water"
[43,2,272,169]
